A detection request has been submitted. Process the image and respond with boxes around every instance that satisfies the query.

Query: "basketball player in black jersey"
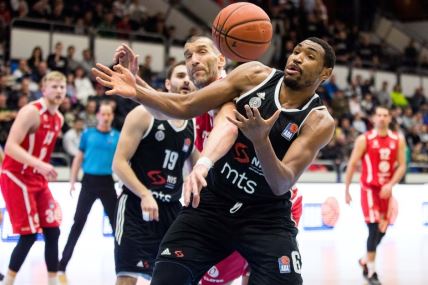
[93,37,336,285]
[112,61,199,285]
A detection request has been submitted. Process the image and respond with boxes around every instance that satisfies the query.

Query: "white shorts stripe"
[367,188,375,223]
[2,170,36,233]
[115,194,128,245]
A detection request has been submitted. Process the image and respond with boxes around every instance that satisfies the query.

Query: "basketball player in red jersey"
[0,71,66,285]
[345,106,406,285]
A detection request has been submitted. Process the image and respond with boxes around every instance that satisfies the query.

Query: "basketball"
[211,2,273,62]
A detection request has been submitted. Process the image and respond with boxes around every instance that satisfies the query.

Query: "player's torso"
[2,100,62,175]
[361,130,399,187]
[126,119,195,203]
[209,69,326,203]
[195,112,214,151]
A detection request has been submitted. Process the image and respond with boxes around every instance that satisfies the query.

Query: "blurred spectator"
[30,0,51,19]
[0,1,12,25]
[375,81,391,107]
[390,84,408,107]
[31,60,49,83]
[47,41,68,74]
[401,107,415,131]
[411,143,428,166]
[79,49,95,78]
[59,96,76,132]
[139,55,154,86]
[66,45,80,73]
[79,99,97,127]
[27,46,44,72]
[360,92,375,115]
[128,0,147,30]
[74,66,95,105]
[352,112,367,134]
[66,73,77,102]
[409,87,426,113]
[12,59,31,81]
[322,74,339,105]
[0,90,16,146]
[355,34,376,68]
[50,0,64,22]
[63,117,84,161]
[331,90,349,119]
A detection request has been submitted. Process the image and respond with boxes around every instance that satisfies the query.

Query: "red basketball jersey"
[2,99,62,176]
[195,112,214,151]
[361,130,399,187]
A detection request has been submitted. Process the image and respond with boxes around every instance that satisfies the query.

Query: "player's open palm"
[141,192,159,221]
[183,164,209,208]
[92,63,137,98]
[227,105,280,144]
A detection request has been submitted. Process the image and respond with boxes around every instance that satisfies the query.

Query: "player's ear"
[320,68,332,82]
[165,79,171,92]
[218,54,226,69]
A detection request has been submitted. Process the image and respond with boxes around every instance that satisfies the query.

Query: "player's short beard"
[284,77,300,90]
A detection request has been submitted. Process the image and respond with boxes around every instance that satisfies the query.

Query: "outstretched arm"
[92,61,270,119]
[184,102,238,207]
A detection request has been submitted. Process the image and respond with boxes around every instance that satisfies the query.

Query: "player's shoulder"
[305,107,335,131]
[235,61,273,77]
[126,105,152,123]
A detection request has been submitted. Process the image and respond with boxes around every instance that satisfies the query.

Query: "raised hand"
[113,44,139,75]
[183,164,209,208]
[227,105,280,144]
[92,64,138,98]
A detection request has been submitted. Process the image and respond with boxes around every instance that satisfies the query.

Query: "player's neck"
[280,85,315,109]
[41,98,59,114]
[168,119,185,128]
[375,128,389,136]
[97,125,111,132]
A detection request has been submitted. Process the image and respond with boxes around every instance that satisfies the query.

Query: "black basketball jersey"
[123,119,195,203]
[208,69,326,203]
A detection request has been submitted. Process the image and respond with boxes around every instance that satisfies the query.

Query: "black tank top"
[208,69,326,203]
[123,119,195,203]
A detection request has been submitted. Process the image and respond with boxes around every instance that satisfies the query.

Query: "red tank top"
[361,130,399,187]
[2,100,63,175]
[195,112,214,151]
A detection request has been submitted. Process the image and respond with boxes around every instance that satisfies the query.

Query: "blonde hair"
[42,71,66,85]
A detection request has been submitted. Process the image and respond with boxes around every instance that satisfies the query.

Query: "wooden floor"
[0,183,427,285]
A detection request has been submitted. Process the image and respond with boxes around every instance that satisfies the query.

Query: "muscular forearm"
[113,158,150,198]
[253,138,294,196]
[202,123,238,164]
[4,143,44,169]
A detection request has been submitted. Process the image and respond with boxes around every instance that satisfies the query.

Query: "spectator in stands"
[390,84,408,107]
[376,81,391,107]
[331,90,350,119]
[402,107,415,131]
[352,112,367,134]
[66,73,77,102]
[47,41,68,74]
[409,87,426,113]
[59,96,77,133]
[79,49,95,78]
[355,34,376,68]
[116,14,132,33]
[0,90,16,146]
[30,0,51,19]
[12,59,31,81]
[10,0,29,18]
[334,30,351,64]
[128,0,147,30]
[322,74,339,104]
[66,45,80,74]
[74,66,95,105]
[139,55,154,86]
[27,46,44,72]
[98,12,116,36]
[31,60,49,83]
[79,99,97,128]
[50,0,64,22]
[360,92,376,115]
[113,0,127,19]
[63,117,84,161]
[0,1,12,25]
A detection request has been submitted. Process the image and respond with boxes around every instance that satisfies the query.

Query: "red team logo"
[233,143,250,164]
[147,170,166,185]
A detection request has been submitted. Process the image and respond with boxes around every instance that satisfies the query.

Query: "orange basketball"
[211,2,272,62]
